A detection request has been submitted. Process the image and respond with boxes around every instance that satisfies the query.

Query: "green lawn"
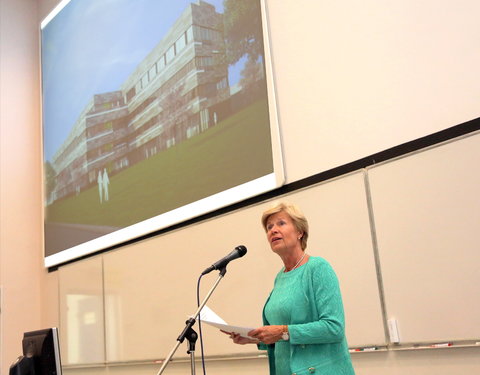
[45,99,274,227]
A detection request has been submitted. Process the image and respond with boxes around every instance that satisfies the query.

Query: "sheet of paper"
[199,305,256,339]
[199,305,227,325]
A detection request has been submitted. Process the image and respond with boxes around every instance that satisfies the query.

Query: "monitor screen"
[9,328,62,375]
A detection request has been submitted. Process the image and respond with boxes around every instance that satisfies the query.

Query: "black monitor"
[9,327,62,375]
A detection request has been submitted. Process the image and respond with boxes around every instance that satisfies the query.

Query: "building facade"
[50,1,229,202]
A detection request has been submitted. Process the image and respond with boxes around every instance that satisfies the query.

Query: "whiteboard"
[98,170,385,362]
[367,132,480,343]
[58,257,105,365]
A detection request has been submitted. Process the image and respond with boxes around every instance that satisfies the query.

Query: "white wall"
[266,0,480,182]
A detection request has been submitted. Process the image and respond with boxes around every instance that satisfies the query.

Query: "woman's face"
[265,211,303,254]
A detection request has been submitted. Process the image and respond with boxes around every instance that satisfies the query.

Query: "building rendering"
[49,1,229,202]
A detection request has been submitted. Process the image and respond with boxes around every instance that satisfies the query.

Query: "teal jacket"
[259,257,355,375]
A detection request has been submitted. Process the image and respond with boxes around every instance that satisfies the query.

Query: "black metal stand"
[156,267,227,375]
[183,321,198,374]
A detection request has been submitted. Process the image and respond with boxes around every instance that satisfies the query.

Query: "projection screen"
[41,0,283,267]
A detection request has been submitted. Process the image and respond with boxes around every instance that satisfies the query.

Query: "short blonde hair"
[261,201,309,250]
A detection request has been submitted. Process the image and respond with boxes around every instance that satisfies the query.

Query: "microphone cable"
[197,273,208,375]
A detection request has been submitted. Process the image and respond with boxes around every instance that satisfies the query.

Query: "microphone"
[201,245,247,275]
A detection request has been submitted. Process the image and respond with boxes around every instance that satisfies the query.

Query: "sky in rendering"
[41,0,250,162]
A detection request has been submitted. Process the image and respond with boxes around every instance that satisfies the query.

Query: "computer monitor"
[9,327,62,375]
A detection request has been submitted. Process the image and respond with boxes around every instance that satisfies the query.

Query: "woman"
[228,202,355,375]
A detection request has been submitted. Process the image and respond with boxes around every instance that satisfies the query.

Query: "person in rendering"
[102,168,110,202]
[227,202,355,375]
[97,170,103,203]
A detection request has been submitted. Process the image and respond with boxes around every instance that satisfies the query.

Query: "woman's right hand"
[221,330,259,345]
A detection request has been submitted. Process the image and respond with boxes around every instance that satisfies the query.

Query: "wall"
[0,0,58,374]
[0,0,479,374]
[56,134,480,375]
[266,0,480,182]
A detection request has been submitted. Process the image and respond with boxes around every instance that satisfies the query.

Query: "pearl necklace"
[286,252,307,272]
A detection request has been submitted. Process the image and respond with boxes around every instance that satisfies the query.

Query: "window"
[175,33,186,54]
[186,125,199,138]
[186,26,193,43]
[217,77,227,90]
[165,44,175,64]
[166,137,175,148]
[157,55,166,71]
[148,64,157,81]
[200,108,209,131]
[198,56,213,67]
[141,73,149,88]
[194,26,220,42]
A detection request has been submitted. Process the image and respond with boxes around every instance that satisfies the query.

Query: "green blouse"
[260,256,355,375]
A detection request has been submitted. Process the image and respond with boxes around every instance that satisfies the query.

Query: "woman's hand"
[247,325,284,345]
[221,330,259,345]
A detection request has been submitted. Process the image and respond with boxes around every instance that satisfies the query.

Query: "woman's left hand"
[248,325,284,345]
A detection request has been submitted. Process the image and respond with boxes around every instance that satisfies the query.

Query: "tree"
[223,0,264,66]
[239,57,264,90]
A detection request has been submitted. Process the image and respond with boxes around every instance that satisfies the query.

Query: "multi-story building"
[85,91,129,185]
[50,1,229,202]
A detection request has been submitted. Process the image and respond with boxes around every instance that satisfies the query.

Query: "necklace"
[286,252,307,272]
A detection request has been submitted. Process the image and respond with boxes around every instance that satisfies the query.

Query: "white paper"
[199,305,256,339]
[199,305,227,325]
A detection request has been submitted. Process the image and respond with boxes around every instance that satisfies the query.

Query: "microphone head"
[235,245,247,257]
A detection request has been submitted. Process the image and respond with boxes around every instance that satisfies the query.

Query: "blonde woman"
[228,202,355,375]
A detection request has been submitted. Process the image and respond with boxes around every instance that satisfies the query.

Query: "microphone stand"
[156,267,227,375]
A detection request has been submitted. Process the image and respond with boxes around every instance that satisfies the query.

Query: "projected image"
[42,0,282,266]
